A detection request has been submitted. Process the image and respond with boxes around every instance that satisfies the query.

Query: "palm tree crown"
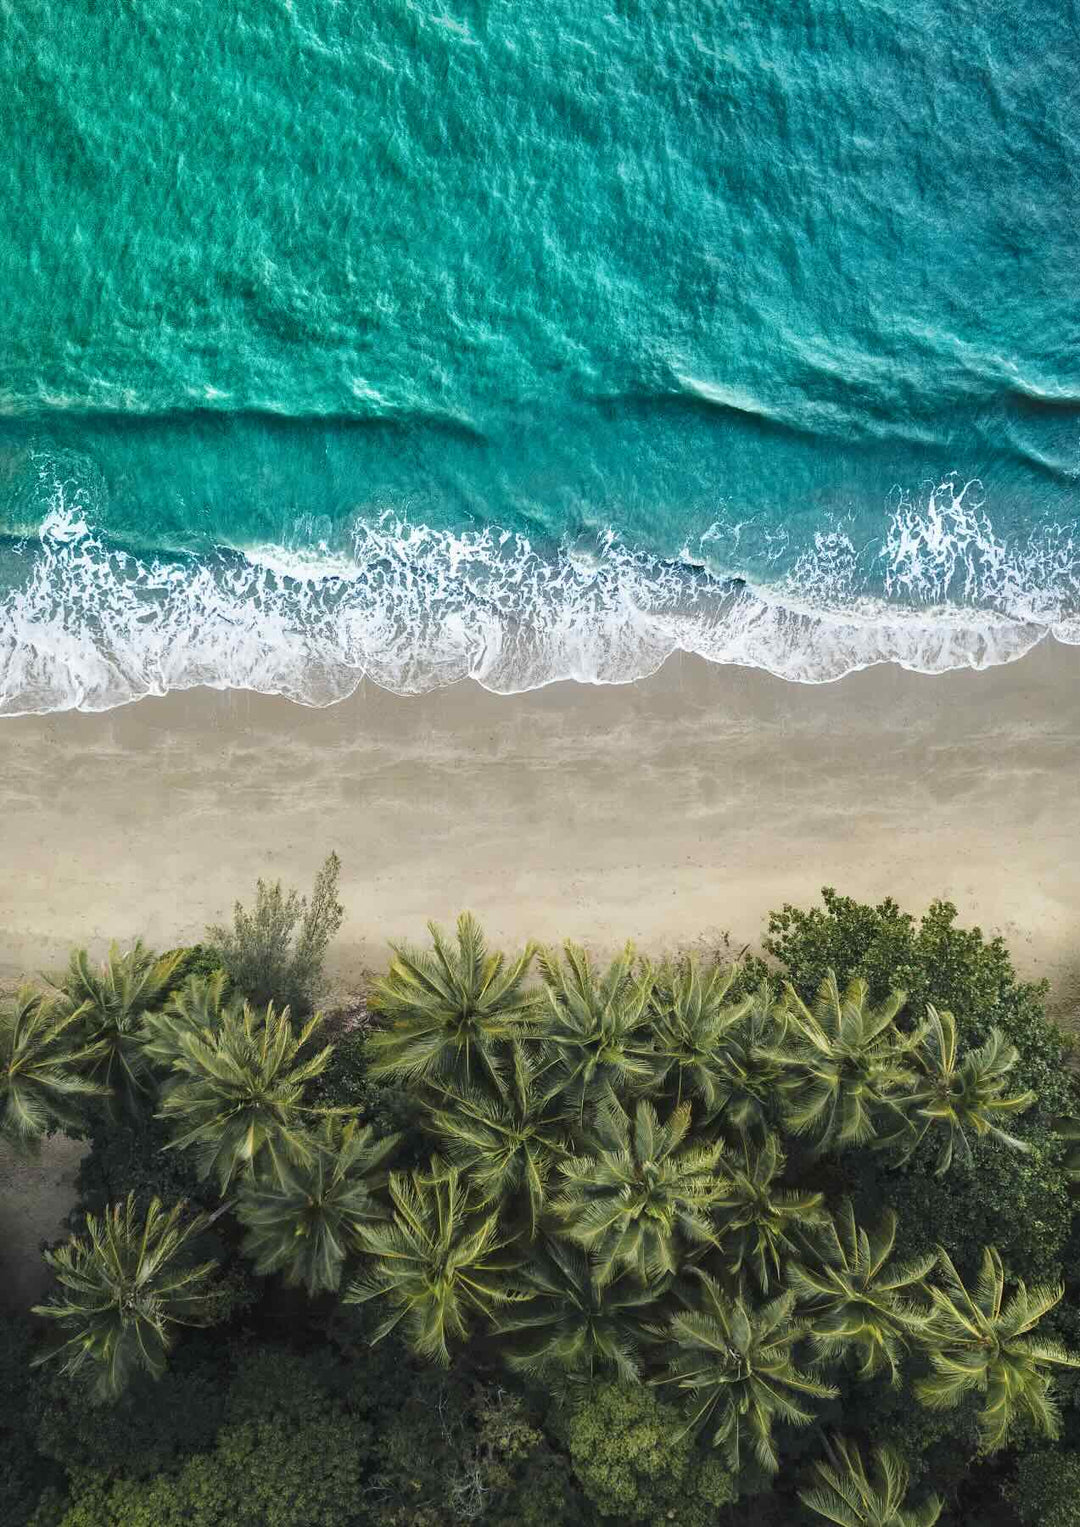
[649,957,752,1115]
[32,1194,218,1400]
[788,1201,936,1385]
[156,999,332,1190]
[0,986,107,1148]
[711,1133,829,1293]
[237,1115,399,1295]
[140,970,235,1080]
[799,1437,943,1527]
[367,913,538,1096]
[915,1245,1080,1450]
[538,942,658,1118]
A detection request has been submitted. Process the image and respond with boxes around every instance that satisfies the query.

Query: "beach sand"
[1,642,1078,1018]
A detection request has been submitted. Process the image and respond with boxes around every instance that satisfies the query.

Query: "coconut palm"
[425,1041,568,1238]
[915,1245,1080,1450]
[0,986,108,1148]
[800,1437,943,1527]
[880,1006,1035,1174]
[52,942,184,1116]
[156,999,332,1190]
[345,1165,527,1365]
[538,942,658,1118]
[649,957,752,1113]
[139,970,235,1082]
[711,982,792,1141]
[553,1092,723,1285]
[774,972,923,1151]
[237,1115,399,1295]
[788,1201,936,1385]
[497,1235,664,1383]
[711,1134,829,1294]
[367,913,538,1096]
[661,1272,838,1474]
[32,1194,218,1401]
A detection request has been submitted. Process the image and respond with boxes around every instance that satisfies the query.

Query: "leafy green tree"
[367,912,538,1096]
[237,1115,399,1295]
[0,986,107,1147]
[711,1133,828,1293]
[1006,1448,1080,1527]
[206,852,344,1018]
[156,999,332,1190]
[538,942,658,1118]
[425,1040,567,1238]
[563,1381,736,1524]
[649,957,751,1113]
[497,1236,663,1382]
[554,1092,722,1285]
[915,1245,1080,1450]
[788,1201,935,1385]
[32,1194,220,1401]
[52,943,184,1116]
[661,1272,837,1474]
[881,1006,1034,1174]
[776,972,923,1150]
[345,1165,525,1364]
[799,1437,942,1527]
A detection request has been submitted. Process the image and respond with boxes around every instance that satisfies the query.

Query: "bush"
[1007,1449,1080,1527]
[206,853,344,1017]
[0,1314,57,1526]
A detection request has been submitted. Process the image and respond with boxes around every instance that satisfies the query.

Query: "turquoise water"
[1,0,1078,710]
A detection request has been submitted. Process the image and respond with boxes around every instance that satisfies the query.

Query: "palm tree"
[787,1201,936,1385]
[774,972,923,1151]
[496,1236,663,1383]
[32,1194,218,1401]
[800,1438,943,1527]
[538,942,658,1118]
[366,913,538,1096]
[711,1134,829,1294]
[711,982,792,1141]
[661,1271,838,1474]
[915,1245,1080,1450]
[156,999,331,1190]
[649,957,752,1114]
[554,1092,722,1285]
[0,986,108,1148]
[425,1041,568,1239]
[52,943,184,1115]
[237,1115,399,1295]
[879,1006,1035,1174]
[140,970,235,1081]
[345,1165,527,1365]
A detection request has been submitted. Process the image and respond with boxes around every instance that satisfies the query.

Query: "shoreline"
[1,642,1078,1018]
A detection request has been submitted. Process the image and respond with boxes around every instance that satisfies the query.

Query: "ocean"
[1,0,1078,713]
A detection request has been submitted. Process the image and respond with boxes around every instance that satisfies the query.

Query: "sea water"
[1,0,1077,712]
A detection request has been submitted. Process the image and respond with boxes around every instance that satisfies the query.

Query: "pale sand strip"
[0,642,1078,1017]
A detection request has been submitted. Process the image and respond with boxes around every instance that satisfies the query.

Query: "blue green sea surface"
[1,0,1078,711]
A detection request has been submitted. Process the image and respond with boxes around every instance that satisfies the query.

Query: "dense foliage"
[2,885,1079,1526]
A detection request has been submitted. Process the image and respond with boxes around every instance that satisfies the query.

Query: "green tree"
[0,986,107,1148]
[649,957,752,1113]
[52,943,184,1116]
[799,1437,942,1527]
[206,852,344,1018]
[425,1040,568,1238]
[538,942,658,1118]
[554,1092,722,1285]
[139,972,235,1080]
[156,999,332,1190]
[497,1236,663,1383]
[788,1201,935,1385]
[915,1245,1080,1450]
[661,1272,837,1474]
[367,912,538,1096]
[237,1115,399,1295]
[710,1132,828,1294]
[881,1006,1035,1174]
[708,981,792,1141]
[1007,1448,1080,1527]
[345,1165,525,1364]
[32,1194,219,1401]
[776,972,923,1151]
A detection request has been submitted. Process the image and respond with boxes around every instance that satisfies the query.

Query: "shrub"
[205,853,344,1017]
[1007,1448,1080,1527]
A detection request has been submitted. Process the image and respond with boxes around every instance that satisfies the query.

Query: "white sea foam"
[0,477,1076,715]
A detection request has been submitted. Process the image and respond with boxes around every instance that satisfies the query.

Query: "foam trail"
[0,478,1076,716]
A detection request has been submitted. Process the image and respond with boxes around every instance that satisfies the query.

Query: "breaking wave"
[1,477,1077,716]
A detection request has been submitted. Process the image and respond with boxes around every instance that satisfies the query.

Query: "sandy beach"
[1,642,1078,1017]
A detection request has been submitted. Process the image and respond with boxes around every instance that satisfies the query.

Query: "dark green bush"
[1007,1449,1080,1527]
